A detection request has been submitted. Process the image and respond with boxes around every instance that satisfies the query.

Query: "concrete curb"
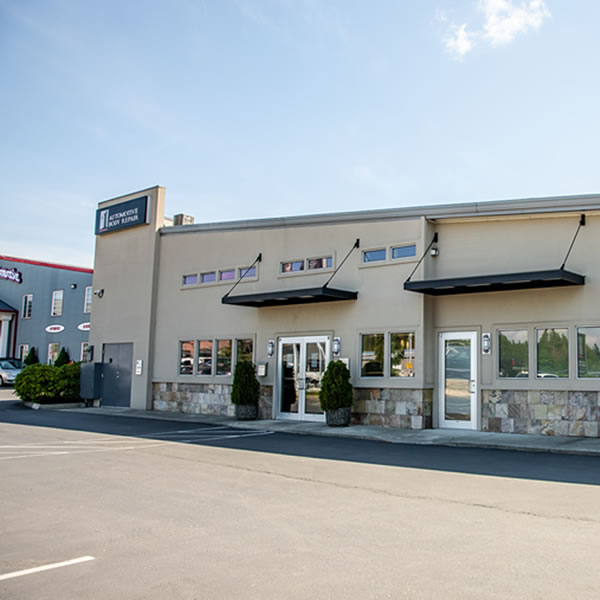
[62,406,600,457]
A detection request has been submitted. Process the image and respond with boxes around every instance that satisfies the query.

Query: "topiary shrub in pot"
[231,360,260,420]
[320,360,353,426]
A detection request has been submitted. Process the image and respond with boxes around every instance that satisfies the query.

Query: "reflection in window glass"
[307,257,333,270]
[182,274,198,286]
[390,332,415,377]
[216,339,232,375]
[281,260,304,273]
[239,266,257,279]
[577,327,600,378]
[498,330,529,378]
[361,333,384,377]
[362,249,386,263]
[536,328,569,378]
[219,269,235,281]
[48,343,60,365]
[200,272,216,283]
[391,245,417,259]
[51,290,63,316]
[197,340,213,374]
[236,338,253,364]
[179,340,194,375]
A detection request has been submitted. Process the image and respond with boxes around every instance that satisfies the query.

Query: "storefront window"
[361,333,384,377]
[536,328,569,378]
[236,338,253,364]
[390,332,415,377]
[179,340,194,375]
[197,340,213,374]
[498,329,529,378]
[216,339,232,375]
[577,327,600,378]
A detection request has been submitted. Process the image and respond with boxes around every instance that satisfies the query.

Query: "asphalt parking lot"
[1,397,600,599]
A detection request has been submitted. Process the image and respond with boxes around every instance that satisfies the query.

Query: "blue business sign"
[95,196,148,235]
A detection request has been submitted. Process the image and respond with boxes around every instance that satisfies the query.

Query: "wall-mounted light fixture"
[93,289,104,298]
[70,283,77,289]
[482,332,491,355]
[430,246,440,257]
[333,337,341,357]
[267,339,275,358]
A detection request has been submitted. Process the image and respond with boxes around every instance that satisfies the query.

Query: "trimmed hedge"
[14,362,81,404]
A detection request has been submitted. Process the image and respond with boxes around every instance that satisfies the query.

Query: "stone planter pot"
[235,404,258,421]
[326,406,351,427]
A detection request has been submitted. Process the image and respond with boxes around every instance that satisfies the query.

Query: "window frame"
[389,331,416,378]
[51,289,64,317]
[535,327,569,379]
[47,343,60,365]
[83,286,93,313]
[22,294,33,319]
[359,332,386,378]
[497,328,530,379]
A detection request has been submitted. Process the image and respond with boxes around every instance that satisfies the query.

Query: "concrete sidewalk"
[65,406,600,456]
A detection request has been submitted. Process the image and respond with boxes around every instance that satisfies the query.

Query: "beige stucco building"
[86,186,600,437]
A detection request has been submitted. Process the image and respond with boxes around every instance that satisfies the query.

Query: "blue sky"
[1,0,598,267]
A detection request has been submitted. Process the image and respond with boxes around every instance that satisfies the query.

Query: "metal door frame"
[438,331,478,430]
[276,336,330,422]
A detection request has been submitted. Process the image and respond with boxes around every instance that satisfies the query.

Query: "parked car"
[0,358,24,386]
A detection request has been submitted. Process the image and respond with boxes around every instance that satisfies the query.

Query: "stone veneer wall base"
[482,390,600,438]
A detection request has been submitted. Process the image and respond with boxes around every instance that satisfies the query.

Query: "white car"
[0,359,24,386]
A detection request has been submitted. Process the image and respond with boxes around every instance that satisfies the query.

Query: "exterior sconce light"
[267,339,275,358]
[70,283,77,289]
[93,289,104,298]
[482,332,491,355]
[333,337,341,357]
[430,246,440,257]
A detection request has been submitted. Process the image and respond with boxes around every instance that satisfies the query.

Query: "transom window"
[182,264,258,288]
[281,255,333,274]
[391,244,417,260]
[182,274,198,286]
[219,269,236,281]
[200,272,216,284]
[362,249,386,263]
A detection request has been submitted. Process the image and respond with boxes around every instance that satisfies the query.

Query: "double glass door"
[278,336,330,422]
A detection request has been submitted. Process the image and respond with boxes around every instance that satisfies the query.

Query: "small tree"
[319,360,353,411]
[24,347,39,366]
[231,361,260,406]
[54,347,71,367]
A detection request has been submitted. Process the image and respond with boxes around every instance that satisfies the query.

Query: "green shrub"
[14,364,61,403]
[58,362,81,400]
[23,347,39,366]
[14,362,82,404]
[231,361,260,406]
[319,361,353,411]
[54,347,71,367]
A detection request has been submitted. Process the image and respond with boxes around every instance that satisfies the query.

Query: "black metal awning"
[222,286,358,307]
[403,269,585,296]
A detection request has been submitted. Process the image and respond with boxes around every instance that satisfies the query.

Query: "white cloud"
[440,0,551,59]
[480,0,551,46]
[444,23,476,59]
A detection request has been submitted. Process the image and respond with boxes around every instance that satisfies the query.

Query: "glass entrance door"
[438,332,478,430]
[278,336,330,422]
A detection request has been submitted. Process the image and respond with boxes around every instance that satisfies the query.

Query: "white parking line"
[178,431,275,443]
[0,556,95,582]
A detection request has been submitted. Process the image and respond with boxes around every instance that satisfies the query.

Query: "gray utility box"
[80,362,103,400]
